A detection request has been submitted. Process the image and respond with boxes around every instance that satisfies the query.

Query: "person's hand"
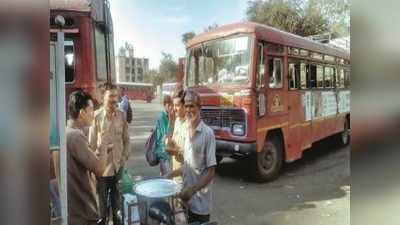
[176,152,184,163]
[162,136,168,145]
[179,185,196,202]
[120,158,126,167]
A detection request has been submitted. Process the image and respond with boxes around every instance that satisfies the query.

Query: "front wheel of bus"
[254,135,283,182]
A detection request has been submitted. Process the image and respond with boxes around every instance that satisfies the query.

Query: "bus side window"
[317,65,323,88]
[300,63,307,89]
[256,43,264,88]
[324,66,332,88]
[288,61,300,90]
[339,68,345,88]
[64,40,75,83]
[344,69,350,88]
[94,26,107,80]
[309,64,317,88]
[269,58,283,88]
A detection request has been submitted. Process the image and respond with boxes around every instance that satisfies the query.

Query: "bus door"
[265,55,288,118]
[287,60,311,158]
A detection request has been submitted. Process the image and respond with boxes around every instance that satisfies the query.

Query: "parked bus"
[50,0,116,107]
[117,82,155,103]
[184,22,350,181]
[162,82,177,97]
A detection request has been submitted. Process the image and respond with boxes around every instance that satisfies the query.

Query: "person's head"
[184,90,201,123]
[103,83,118,112]
[68,90,94,126]
[163,95,173,114]
[172,89,185,119]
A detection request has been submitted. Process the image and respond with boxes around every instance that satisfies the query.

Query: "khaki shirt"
[171,117,188,183]
[66,120,101,225]
[89,108,131,177]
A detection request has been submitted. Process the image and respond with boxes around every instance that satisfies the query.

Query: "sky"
[110,0,249,69]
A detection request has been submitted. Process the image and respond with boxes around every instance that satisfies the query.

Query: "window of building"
[256,43,264,88]
[94,26,107,80]
[317,65,324,88]
[125,67,130,75]
[125,58,130,65]
[269,58,283,88]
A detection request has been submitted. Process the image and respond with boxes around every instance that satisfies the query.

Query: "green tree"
[182,32,196,45]
[246,0,349,38]
[204,23,218,32]
[159,52,178,83]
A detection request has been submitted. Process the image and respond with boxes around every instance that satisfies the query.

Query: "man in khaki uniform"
[66,90,110,225]
[89,84,131,225]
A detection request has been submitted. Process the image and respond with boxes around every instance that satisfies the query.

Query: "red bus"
[50,0,116,106]
[184,22,350,181]
[117,82,155,103]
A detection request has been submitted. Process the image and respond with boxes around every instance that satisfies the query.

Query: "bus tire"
[253,134,283,182]
[338,119,350,146]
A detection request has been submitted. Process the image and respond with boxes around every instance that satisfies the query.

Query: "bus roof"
[187,22,350,60]
[116,82,153,87]
[50,0,106,22]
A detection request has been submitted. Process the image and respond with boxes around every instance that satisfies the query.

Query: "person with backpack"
[119,88,133,124]
[155,95,174,176]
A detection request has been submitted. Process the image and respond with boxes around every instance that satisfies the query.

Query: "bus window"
[339,68,345,88]
[324,66,333,88]
[64,40,75,83]
[317,65,323,88]
[344,70,351,88]
[95,26,107,80]
[288,61,300,90]
[256,43,264,88]
[269,58,282,88]
[300,63,307,89]
[309,64,317,88]
[335,68,340,88]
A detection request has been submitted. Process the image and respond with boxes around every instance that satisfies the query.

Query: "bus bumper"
[216,140,257,157]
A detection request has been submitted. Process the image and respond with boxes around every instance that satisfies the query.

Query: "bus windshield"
[186,35,252,87]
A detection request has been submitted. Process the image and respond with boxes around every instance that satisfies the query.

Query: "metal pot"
[134,178,182,224]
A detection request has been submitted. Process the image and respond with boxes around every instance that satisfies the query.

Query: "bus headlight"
[232,123,245,136]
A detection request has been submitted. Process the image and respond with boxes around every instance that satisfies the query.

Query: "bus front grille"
[200,108,246,129]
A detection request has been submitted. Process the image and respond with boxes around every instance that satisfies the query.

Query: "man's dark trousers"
[97,168,123,225]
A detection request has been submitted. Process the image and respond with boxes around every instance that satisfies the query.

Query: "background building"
[116,47,149,82]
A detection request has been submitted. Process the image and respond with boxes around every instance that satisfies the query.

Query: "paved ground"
[126,95,350,225]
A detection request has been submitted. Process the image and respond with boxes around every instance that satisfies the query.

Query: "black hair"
[184,90,201,106]
[163,95,172,106]
[172,89,185,104]
[68,90,93,120]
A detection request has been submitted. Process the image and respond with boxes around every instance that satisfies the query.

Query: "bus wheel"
[339,119,350,146]
[254,135,283,182]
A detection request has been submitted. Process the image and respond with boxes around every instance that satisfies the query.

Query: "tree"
[159,52,178,83]
[204,23,218,32]
[246,0,349,38]
[182,32,196,46]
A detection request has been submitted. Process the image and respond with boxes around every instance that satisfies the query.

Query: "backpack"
[145,128,159,166]
[126,102,133,124]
